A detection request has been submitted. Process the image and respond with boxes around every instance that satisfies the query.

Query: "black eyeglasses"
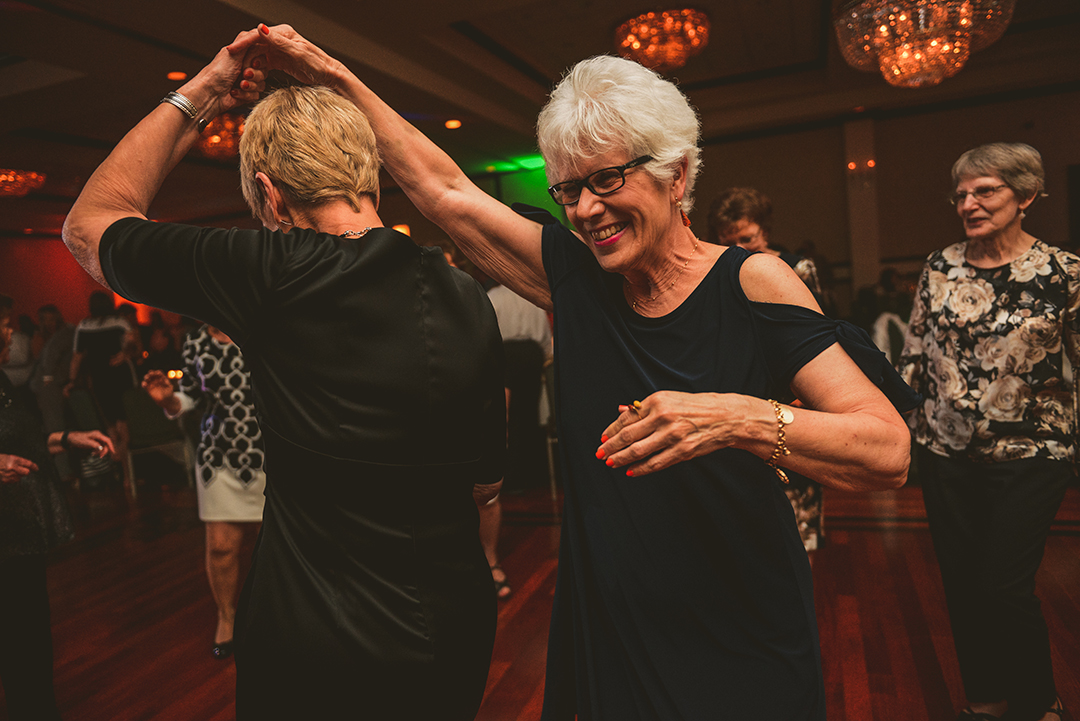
[548,156,653,206]
[949,184,1008,205]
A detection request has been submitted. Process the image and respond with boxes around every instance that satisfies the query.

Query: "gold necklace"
[626,238,699,310]
[340,228,373,238]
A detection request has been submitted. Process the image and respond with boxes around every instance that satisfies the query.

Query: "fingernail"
[252,58,262,69]
[626,469,634,477]
[259,23,269,35]
[601,435,609,443]
[606,458,614,467]
[595,448,606,460]
[245,69,254,79]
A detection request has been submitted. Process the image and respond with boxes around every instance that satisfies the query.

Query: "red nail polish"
[252,58,262,69]
[601,435,609,443]
[595,448,606,460]
[245,69,254,79]
[626,469,634,477]
[606,458,614,467]
[259,23,269,35]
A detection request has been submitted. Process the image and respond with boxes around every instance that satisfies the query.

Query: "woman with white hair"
[900,143,1075,721]
[245,23,918,719]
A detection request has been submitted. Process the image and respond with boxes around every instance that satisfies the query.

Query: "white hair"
[537,55,702,212]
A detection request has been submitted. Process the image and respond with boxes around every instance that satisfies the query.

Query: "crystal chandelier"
[615,9,710,73]
[196,113,245,160]
[0,169,46,197]
[833,0,1014,88]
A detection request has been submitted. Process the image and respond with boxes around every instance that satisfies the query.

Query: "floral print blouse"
[899,239,1080,463]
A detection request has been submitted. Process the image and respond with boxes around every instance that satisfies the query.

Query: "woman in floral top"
[899,143,1078,721]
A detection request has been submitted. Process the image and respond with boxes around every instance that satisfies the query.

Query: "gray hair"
[537,55,702,212]
[952,142,1046,202]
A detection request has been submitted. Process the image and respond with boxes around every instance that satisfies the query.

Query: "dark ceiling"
[1,0,1078,238]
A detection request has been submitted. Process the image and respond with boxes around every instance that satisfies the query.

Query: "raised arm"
[251,24,550,310]
[62,30,265,286]
[599,253,911,491]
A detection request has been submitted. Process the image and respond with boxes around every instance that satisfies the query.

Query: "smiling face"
[954,174,1033,242]
[561,150,684,276]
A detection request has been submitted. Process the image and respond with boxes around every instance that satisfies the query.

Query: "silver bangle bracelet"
[160,91,198,120]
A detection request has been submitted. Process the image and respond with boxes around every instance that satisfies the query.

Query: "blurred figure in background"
[707,187,826,552]
[143,325,265,660]
[66,291,136,490]
[29,306,76,480]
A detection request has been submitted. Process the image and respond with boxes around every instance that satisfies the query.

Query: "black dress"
[99,219,505,719]
[539,224,917,720]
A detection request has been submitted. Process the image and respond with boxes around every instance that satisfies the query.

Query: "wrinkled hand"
[66,430,115,458]
[0,453,38,483]
[141,370,176,406]
[240,23,346,88]
[185,28,267,118]
[595,391,752,477]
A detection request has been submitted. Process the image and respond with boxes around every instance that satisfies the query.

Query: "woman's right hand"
[0,454,38,483]
[141,370,176,406]
[242,24,346,89]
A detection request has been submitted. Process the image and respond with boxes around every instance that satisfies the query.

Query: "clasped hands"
[594,391,752,477]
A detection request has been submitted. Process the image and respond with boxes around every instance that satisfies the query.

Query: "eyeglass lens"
[549,156,650,205]
[950,184,1007,205]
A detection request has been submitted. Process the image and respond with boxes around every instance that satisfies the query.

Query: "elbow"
[866,426,912,490]
[61,213,108,288]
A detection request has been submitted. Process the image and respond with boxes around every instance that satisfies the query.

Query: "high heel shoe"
[211,640,234,660]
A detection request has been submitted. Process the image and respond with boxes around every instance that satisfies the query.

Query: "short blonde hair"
[240,85,381,223]
[537,55,702,213]
[952,142,1046,202]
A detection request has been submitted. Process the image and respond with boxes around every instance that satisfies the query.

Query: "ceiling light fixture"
[615,8,710,73]
[167,71,188,81]
[0,169,46,197]
[833,0,1014,88]
[195,113,244,160]
[444,119,462,129]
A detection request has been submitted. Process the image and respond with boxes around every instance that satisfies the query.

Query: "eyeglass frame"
[547,155,653,206]
[948,183,1009,206]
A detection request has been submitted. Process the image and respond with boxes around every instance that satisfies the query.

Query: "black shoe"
[958,708,1001,721]
[211,640,234,660]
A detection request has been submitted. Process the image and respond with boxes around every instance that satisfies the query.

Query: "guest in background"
[1,310,115,721]
[707,187,824,299]
[143,325,265,660]
[707,187,827,552]
[899,142,1074,721]
[66,291,136,490]
[0,298,35,411]
[29,306,76,479]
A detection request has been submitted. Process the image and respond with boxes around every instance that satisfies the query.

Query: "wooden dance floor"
[2,472,1078,720]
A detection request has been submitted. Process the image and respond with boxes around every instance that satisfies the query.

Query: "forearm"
[327,68,550,306]
[737,397,909,491]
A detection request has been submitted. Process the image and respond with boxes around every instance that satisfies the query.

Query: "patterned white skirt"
[195,464,266,522]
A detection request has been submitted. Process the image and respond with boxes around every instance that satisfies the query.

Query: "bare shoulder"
[738,251,820,311]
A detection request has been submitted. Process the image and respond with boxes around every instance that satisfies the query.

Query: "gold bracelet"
[766,399,792,484]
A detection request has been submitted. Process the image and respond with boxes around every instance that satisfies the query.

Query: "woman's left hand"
[0,454,38,483]
[180,29,267,120]
[65,431,115,458]
[596,391,751,477]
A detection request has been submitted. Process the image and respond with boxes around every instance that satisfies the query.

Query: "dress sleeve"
[749,300,922,413]
[99,217,294,342]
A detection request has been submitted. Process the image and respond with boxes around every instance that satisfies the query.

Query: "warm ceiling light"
[392,224,411,236]
[195,113,244,160]
[847,161,858,170]
[867,159,877,168]
[167,71,188,81]
[834,0,1015,88]
[0,169,46,197]
[615,8,710,72]
[444,119,462,129]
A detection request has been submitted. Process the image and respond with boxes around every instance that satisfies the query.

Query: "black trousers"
[918,447,1071,721]
[0,554,61,721]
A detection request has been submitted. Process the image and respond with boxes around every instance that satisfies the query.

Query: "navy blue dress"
[539,223,916,720]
